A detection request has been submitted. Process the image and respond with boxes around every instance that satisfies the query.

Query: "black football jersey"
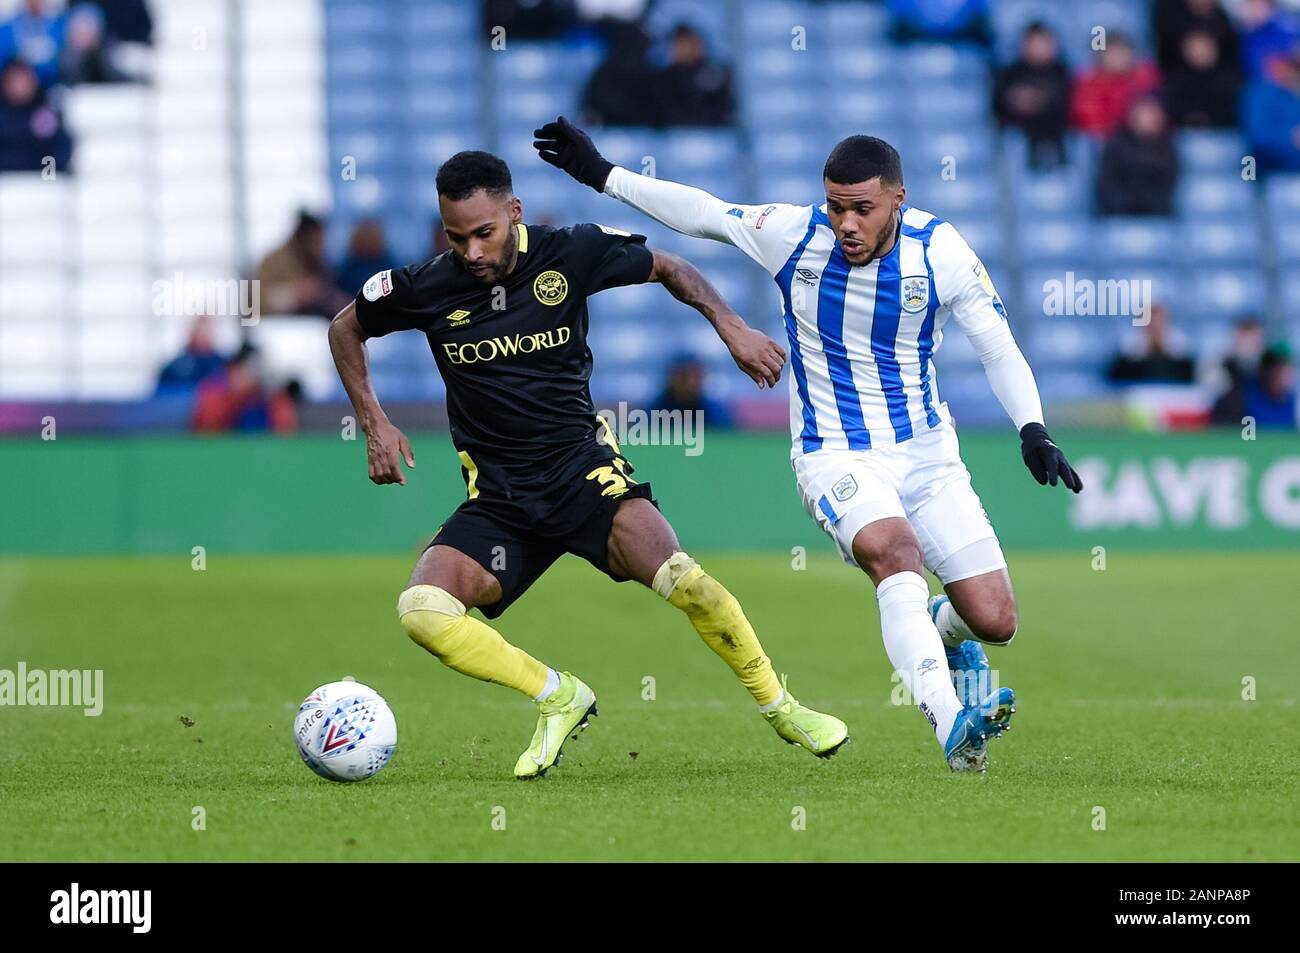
[353,222,654,496]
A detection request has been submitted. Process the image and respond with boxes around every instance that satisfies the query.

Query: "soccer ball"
[294,679,397,782]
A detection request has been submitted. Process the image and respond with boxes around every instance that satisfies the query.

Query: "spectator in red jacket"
[1071,33,1161,137]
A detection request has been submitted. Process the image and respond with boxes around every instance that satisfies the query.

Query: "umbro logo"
[795,268,819,285]
[445,309,471,326]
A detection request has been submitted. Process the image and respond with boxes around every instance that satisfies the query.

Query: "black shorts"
[427,447,658,619]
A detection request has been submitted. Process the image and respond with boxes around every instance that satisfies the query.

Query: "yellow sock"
[398,585,551,699]
[653,552,783,706]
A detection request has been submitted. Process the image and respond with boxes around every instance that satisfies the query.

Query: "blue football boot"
[930,595,993,709]
[943,686,1016,774]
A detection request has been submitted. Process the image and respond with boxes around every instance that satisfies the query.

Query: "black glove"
[533,116,614,193]
[1019,422,1083,493]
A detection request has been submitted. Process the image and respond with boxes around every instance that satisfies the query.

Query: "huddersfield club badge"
[902,276,929,313]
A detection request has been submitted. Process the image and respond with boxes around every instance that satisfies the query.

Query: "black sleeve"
[565,223,655,293]
[353,265,425,337]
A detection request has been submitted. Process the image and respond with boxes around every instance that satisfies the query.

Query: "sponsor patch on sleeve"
[973,260,996,295]
[596,224,632,237]
[362,269,393,302]
[742,205,778,229]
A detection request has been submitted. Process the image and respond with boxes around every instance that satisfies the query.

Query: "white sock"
[930,595,973,649]
[534,667,561,702]
[878,572,963,745]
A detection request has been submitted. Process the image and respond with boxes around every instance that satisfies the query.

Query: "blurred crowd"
[5,0,1294,431]
[1106,307,1296,426]
[485,0,1300,186]
[0,0,152,172]
[156,316,302,434]
[487,0,737,126]
[992,0,1300,214]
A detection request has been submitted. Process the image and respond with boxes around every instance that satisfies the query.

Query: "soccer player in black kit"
[329,151,847,778]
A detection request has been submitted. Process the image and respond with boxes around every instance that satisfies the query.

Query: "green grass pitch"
[1,551,1295,861]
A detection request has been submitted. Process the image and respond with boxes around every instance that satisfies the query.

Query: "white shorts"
[793,412,1006,584]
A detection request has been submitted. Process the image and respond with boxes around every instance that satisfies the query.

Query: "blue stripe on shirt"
[917,239,941,428]
[901,211,952,429]
[774,208,823,453]
[817,244,872,449]
[870,239,913,442]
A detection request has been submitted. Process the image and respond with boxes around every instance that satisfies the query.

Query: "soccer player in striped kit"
[536,118,1084,772]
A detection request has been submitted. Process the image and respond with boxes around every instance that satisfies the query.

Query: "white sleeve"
[603,166,811,275]
[930,221,1044,430]
[965,322,1045,430]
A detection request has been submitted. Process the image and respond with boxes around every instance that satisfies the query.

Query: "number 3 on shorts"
[585,457,635,498]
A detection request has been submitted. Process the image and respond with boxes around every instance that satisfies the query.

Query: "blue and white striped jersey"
[713,202,1010,456]
[602,168,1031,456]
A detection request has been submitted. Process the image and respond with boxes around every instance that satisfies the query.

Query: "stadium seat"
[1014,168,1091,218]
[400,0,478,43]
[903,85,993,130]
[1183,267,1266,323]
[1026,316,1126,369]
[1279,267,1300,316]
[1094,218,1176,267]
[906,129,996,177]
[1268,213,1300,265]
[1180,219,1263,265]
[825,0,889,38]
[898,43,989,85]
[661,130,742,172]
[1264,173,1300,221]
[947,216,1007,263]
[1177,130,1248,175]
[825,44,897,85]
[1176,173,1256,220]
[743,1,826,44]
[1019,219,1095,263]
[753,130,826,179]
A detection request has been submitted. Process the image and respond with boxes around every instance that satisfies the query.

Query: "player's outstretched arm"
[534,117,753,247]
[327,301,416,486]
[648,248,786,389]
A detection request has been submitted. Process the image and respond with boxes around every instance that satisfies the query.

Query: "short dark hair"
[436,150,513,201]
[823,135,903,187]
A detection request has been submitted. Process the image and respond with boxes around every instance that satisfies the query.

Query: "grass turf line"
[0,552,1295,861]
